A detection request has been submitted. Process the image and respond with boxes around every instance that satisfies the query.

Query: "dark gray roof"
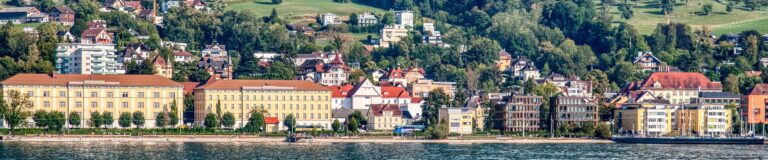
[402,111,413,119]
[699,92,740,99]
[331,108,369,118]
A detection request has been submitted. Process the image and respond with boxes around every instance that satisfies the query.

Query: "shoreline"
[0,135,614,144]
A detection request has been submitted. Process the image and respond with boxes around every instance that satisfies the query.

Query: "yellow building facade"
[0,74,184,128]
[194,79,332,129]
[614,104,732,136]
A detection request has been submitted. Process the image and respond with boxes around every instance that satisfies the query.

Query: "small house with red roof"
[173,51,194,63]
[80,20,112,44]
[152,55,173,79]
[367,104,404,131]
[379,66,425,87]
[264,117,280,132]
[329,84,354,109]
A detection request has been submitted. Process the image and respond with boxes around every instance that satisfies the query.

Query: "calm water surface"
[1,142,766,159]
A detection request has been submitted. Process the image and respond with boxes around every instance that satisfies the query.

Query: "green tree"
[119,112,132,128]
[155,112,168,128]
[91,112,103,128]
[204,113,219,129]
[68,112,81,128]
[221,112,236,128]
[661,0,675,16]
[216,100,222,120]
[264,61,296,80]
[347,118,359,133]
[701,3,713,15]
[168,100,180,127]
[33,110,49,128]
[242,111,265,133]
[48,111,66,131]
[132,111,146,128]
[423,89,451,126]
[618,2,633,20]
[532,82,561,131]
[284,114,296,133]
[594,123,612,139]
[0,90,33,134]
[462,37,501,65]
[426,120,449,139]
[332,119,341,132]
[103,112,114,129]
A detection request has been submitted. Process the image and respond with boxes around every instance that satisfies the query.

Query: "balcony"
[106,54,117,58]
[91,53,104,57]
[91,59,104,63]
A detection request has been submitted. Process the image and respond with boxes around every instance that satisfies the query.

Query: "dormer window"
[653,81,661,88]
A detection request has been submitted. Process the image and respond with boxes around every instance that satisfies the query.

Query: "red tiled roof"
[640,72,722,90]
[265,117,279,124]
[405,66,425,76]
[411,97,423,103]
[381,86,410,98]
[153,56,168,67]
[369,104,402,117]
[198,79,331,91]
[174,51,192,57]
[749,84,768,95]
[329,84,354,98]
[386,67,404,79]
[181,82,201,95]
[1,74,182,87]
[124,1,143,10]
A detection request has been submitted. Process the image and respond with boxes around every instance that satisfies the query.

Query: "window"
[59,91,66,97]
[138,102,145,108]
[107,92,113,97]
[122,102,128,108]
[170,92,176,98]
[44,101,50,107]
[90,92,97,97]
[76,102,82,108]
[59,101,66,108]
[153,92,160,98]
[91,102,97,108]
[43,91,50,97]
[154,102,160,108]
[107,102,113,108]
[139,92,145,98]
[27,91,34,97]
[122,92,128,98]
[76,92,82,97]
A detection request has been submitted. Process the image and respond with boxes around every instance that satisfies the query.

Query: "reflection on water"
[1,142,766,159]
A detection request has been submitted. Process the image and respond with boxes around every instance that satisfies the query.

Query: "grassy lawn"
[609,0,768,35]
[225,0,385,20]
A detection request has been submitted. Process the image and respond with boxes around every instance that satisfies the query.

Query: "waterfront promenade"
[1,135,613,144]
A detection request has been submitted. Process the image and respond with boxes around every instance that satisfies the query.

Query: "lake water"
[1,142,766,159]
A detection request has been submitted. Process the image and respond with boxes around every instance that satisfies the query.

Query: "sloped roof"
[1,74,182,87]
[498,49,511,59]
[181,82,201,95]
[369,104,402,117]
[329,84,354,98]
[174,51,192,57]
[749,84,768,95]
[152,56,169,67]
[53,6,74,14]
[123,1,143,10]
[381,86,410,98]
[640,72,722,90]
[198,79,331,91]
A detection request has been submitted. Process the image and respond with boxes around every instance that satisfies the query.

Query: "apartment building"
[493,94,543,132]
[193,79,332,129]
[551,96,599,129]
[438,106,477,134]
[0,74,183,128]
[55,43,125,75]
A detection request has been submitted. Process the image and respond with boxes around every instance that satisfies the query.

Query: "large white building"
[380,25,408,47]
[357,12,378,26]
[395,10,413,27]
[320,13,340,26]
[329,79,414,110]
[55,43,125,74]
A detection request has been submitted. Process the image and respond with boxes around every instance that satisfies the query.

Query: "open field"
[609,0,768,34]
[225,0,385,20]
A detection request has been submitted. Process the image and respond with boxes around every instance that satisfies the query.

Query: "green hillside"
[610,0,768,34]
[225,0,385,20]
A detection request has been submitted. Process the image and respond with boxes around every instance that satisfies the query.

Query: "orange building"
[742,84,768,124]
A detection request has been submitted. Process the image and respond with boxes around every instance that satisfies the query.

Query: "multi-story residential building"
[0,7,48,24]
[438,106,476,134]
[367,104,404,131]
[201,43,227,58]
[614,101,675,136]
[676,104,731,136]
[620,72,722,104]
[493,94,542,132]
[551,96,598,130]
[152,56,173,79]
[380,25,408,47]
[379,66,425,87]
[320,13,340,26]
[49,6,75,26]
[197,54,233,80]
[0,74,183,128]
[395,10,413,27]
[173,51,194,63]
[297,54,349,86]
[357,12,377,26]
[343,79,412,110]
[496,49,512,71]
[193,79,332,129]
[423,23,435,34]
[330,84,354,109]
[742,84,768,124]
[695,92,740,106]
[408,79,456,98]
[80,20,113,44]
[633,51,663,73]
[55,43,126,74]
[510,56,540,81]
[119,43,151,64]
